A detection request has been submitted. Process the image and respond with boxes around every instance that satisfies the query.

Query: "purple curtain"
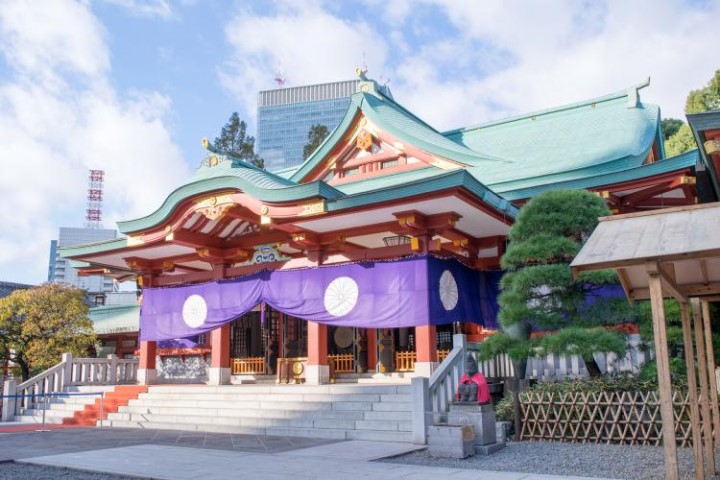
[140,256,500,341]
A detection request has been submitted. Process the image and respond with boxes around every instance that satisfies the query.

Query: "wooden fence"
[231,357,265,375]
[328,354,354,373]
[520,390,693,447]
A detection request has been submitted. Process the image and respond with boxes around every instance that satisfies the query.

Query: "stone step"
[362,410,412,421]
[117,405,367,420]
[145,385,412,395]
[13,414,65,424]
[108,411,410,432]
[21,408,83,418]
[369,402,413,412]
[65,385,118,393]
[103,419,413,443]
[137,392,410,403]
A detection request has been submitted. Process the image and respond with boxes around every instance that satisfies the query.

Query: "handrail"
[2,353,139,421]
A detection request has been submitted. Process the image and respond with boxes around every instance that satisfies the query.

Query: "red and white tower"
[85,169,104,229]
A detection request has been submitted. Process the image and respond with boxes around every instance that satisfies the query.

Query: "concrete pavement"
[0,427,619,480]
[19,443,617,480]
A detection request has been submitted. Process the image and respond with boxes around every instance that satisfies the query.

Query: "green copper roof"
[445,83,662,187]
[291,84,511,182]
[116,147,345,234]
[688,110,720,199]
[59,237,128,258]
[496,149,698,200]
[328,169,518,218]
[89,304,139,334]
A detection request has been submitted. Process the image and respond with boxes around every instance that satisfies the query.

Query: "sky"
[0,0,719,285]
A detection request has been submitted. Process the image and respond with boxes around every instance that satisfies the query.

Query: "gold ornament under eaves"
[356,129,373,151]
[195,194,234,220]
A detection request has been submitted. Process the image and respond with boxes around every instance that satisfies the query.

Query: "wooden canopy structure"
[571,202,720,480]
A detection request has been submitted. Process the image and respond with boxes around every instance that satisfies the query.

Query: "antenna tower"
[86,169,104,229]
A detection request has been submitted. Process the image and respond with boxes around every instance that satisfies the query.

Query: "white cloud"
[221,0,720,133]
[0,0,188,284]
[393,0,720,128]
[101,0,174,20]
[218,3,389,127]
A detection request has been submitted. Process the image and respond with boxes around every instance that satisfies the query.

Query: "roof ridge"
[444,79,652,136]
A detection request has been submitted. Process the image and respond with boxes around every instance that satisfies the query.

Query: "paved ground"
[0,426,616,480]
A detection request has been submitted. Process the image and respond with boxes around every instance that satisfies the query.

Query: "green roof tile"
[445,84,661,187]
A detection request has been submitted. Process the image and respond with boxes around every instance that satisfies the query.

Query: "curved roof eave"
[327,169,518,219]
[290,101,362,182]
[117,175,344,235]
[496,149,699,200]
[291,91,513,183]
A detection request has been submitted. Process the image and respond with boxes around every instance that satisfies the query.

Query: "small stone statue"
[456,353,491,404]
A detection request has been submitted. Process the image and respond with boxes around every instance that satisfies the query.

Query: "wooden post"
[692,298,716,476]
[680,302,704,480]
[701,300,720,447]
[648,273,679,480]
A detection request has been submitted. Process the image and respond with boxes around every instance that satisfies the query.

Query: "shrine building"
[61,75,716,385]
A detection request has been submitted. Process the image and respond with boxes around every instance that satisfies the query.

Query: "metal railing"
[0,391,106,430]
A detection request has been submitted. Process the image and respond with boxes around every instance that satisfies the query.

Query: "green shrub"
[494,395,514,421]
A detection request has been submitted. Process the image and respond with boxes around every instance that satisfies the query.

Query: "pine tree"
[479,190,629,377]
[213,112,264,169]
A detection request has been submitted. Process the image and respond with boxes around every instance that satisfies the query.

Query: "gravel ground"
[0,462,140,480]
[380,440,719,480]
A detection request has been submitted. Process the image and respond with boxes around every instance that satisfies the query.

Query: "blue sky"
[1,0,719,285]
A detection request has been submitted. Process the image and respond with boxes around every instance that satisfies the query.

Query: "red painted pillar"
[138,340,156,385]
[209,324,231,385]
[415,325,438,377]
[139,341,156,369]
[307,321,329,384]
[366,328,377,371]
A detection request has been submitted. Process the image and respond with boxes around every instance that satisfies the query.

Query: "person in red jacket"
[456,353,491,404]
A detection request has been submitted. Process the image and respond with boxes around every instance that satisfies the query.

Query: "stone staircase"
[12,385,141,425]
[105,383,415,442]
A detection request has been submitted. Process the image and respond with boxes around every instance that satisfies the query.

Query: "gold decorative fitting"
[680,176,696,185]
[704,139,720,155]
[162,261,174,270]
[299,200,326,216]
[361,84,370,92]
[197,248,211,259]
[356,129,373,151]
[209,155,219,167]
[126,235,144,247]
[410,237,420,251]
[165,232,174,242]
[260,215,272,225]
[201,137,209,148]
[292,233,306,242]
[195,194,234,220]
[453,238,469,248]
[260,205,269,215]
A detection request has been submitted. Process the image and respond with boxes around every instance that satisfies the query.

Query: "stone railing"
[2,353,138,421]
[411,333,467,444]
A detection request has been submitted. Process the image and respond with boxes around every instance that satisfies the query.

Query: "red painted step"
[63,385,148,426]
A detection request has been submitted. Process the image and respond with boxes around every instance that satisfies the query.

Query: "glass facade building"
[48,227,119,300]
[257,80,360,172]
